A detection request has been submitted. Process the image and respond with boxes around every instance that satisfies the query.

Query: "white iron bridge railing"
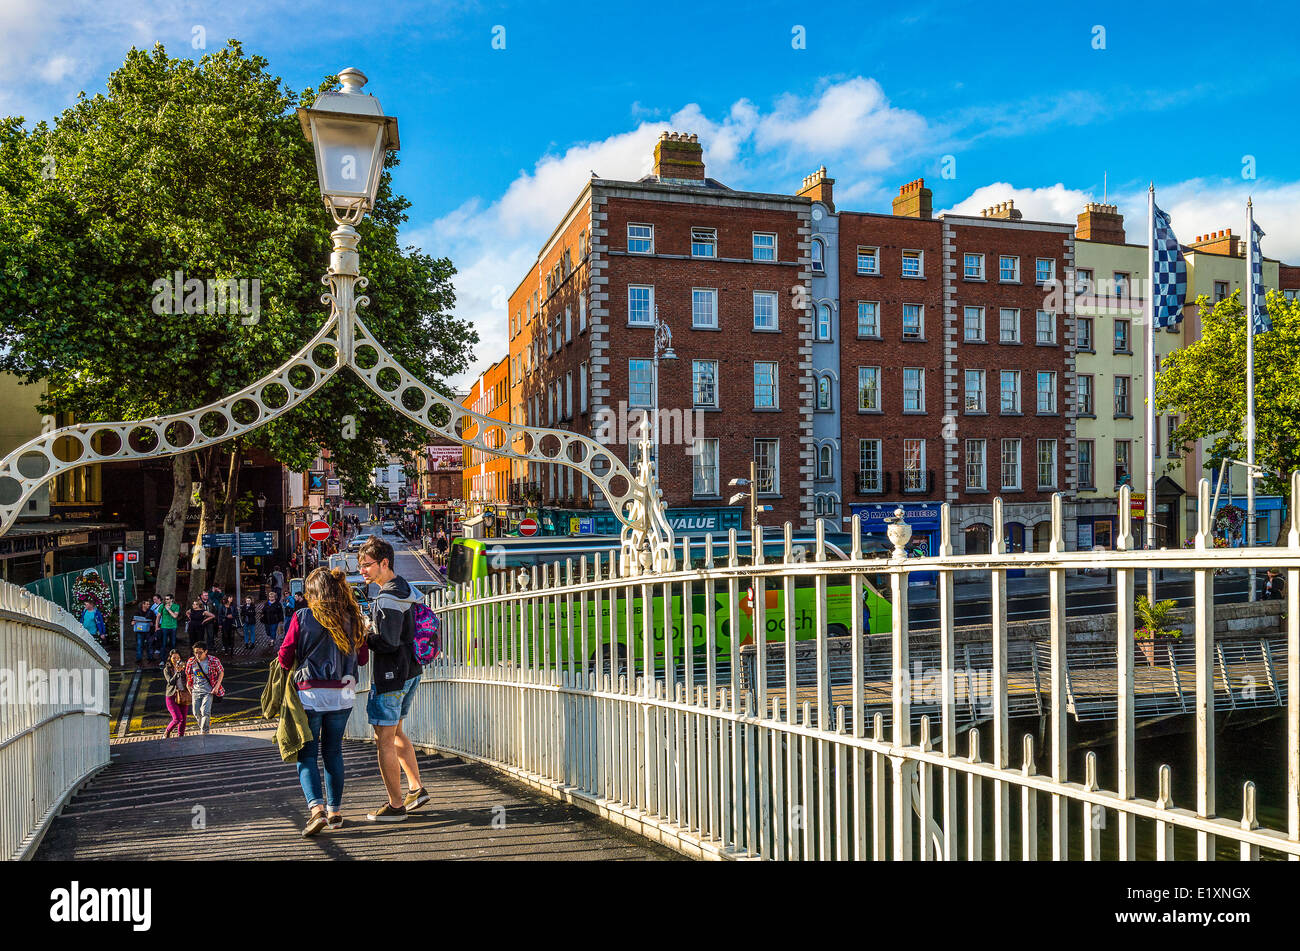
[0,580,111,861]
[350,479,1300,861]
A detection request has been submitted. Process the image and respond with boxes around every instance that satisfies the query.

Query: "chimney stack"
[892,178,933,219]
[1075,202,1126,244]
[796,166,835,212]
[980,199,1023,220]
[653,131,705,184]
[1189,229,1242,256]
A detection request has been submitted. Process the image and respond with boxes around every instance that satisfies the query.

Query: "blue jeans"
[135,632,148,663]
[160,628,176,653]
[296,707,351,811]
[243,624,257,647]
[265,621,280,643]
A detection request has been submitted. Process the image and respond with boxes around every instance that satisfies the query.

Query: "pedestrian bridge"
[6,483,1300,861]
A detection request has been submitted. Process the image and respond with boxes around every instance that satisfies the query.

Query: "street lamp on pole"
[729,462,773,536]
[650,305,677,465]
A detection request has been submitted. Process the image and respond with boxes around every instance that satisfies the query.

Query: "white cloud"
[755,77,929,171]
[940,181,1094,224]
[1118,179,1300,265]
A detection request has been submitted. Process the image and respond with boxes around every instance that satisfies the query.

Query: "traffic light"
[111,550,127,583]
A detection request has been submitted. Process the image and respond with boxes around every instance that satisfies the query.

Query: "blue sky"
[5,0,1300,384]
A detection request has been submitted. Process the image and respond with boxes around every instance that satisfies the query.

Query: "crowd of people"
[124,568,297,667]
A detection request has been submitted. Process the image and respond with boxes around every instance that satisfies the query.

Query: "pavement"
[36,726,682,861]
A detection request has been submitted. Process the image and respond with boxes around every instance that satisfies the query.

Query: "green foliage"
[1156,290,1300,499]
[1134,596,1181,640]
[0,41,477,498]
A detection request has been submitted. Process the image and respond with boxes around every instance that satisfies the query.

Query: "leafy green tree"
[1157,290,1300,519]
[0,41,476,596]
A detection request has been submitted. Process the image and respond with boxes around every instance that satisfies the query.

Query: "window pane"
[903,304,923,339]
[753,292,777,329]
[691,228,716,258]
[964,370,984,412]
[1001,439,1021,489]
[857,301,879,336]
[964,306,984,341]
[753,233,776,261]
[1000,371,1020,413]
[754,362,777,407]
[755,439,779,492]
[692,288,717,328]
[858,367,880,411]
[966,439,986,489]
[1037,372,1056,413]
[1000,308,1019,342]
[692,360,717,406]
[858,439,881,492]
[903,439,925,491]
[628,285,652,325]
[904,368,924,411]
[628,224,653,254]
[629,359,653,407]
[857,247,878,274]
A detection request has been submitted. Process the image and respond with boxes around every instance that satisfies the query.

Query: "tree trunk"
[188,445,224,597]
[214,447,242,591]
[155,453,193,598]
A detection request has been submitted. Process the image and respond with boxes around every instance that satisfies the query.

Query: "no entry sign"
[519,517,539,537]
[308,520,331,542]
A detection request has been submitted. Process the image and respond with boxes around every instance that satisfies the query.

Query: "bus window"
[448,543,476,585]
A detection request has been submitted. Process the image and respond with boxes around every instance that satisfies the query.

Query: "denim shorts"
[366,674,421,727]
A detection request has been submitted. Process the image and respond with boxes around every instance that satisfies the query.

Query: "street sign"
[308,520,331,542]
[519,517,539,537]
[202,533,236,548]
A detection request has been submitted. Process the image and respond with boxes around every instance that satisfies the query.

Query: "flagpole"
[1146,184,1156,601]
[1247,198,1257,601]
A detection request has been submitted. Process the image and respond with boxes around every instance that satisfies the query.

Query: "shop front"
[540,506,745,537]
[849,502,940,585]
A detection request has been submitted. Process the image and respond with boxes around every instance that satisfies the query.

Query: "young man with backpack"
[356,537,428,822]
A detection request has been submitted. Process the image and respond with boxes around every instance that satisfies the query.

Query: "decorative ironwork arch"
[0,223,676,576]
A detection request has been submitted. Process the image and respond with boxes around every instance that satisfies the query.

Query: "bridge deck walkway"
[35,727,681,861]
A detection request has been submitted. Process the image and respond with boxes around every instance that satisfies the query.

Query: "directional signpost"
[201,530,277,609]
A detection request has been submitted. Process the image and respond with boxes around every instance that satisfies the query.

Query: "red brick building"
[507,133,814,527]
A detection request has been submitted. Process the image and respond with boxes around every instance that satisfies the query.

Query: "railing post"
[1115,485,1136,859]
[937,503,957,861]
[1193,478,1218,859]
[887,508,912,861]
[1048,492,1069,860]
[1288,471,1300,858]
[990,498,1010,860]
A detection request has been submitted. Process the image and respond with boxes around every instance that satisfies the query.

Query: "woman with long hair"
[162,650,190,738]
[277,567,369,836]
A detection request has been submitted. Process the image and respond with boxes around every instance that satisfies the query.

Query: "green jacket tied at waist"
[260,659,312,762]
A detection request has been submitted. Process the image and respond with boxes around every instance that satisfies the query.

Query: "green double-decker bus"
[444,534,895,671]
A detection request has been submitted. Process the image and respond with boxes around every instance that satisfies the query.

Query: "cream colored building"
[0,372,51,519]
[1073,207,1281,551]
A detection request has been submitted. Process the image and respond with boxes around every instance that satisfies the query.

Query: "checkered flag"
[1151,201,1187,329]
[1250,218,1270,334]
